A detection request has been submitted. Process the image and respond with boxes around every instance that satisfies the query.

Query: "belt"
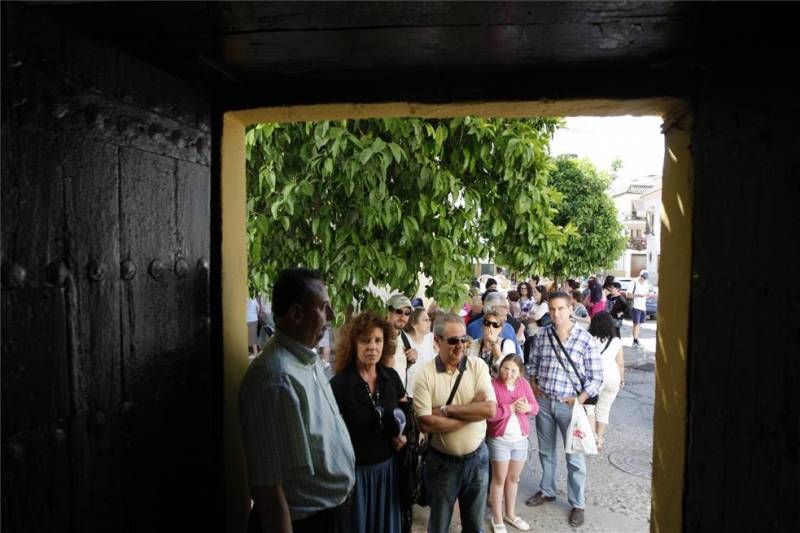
[542,393,572,402]
[429,441,485,463]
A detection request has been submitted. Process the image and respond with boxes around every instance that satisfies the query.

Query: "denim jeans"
[424,442,489,533]
[535,397,586,508]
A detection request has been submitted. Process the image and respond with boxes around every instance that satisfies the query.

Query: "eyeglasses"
[393,308,412,316]
[441,335,470,346]
[483,320,502,329]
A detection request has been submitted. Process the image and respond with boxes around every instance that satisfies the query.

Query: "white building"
[639,186,662,285]
[609,175,661,282]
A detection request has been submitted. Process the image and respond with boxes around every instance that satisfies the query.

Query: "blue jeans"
[424,442,489,533]
[535,398,586,509]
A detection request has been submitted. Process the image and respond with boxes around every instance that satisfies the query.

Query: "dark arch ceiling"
[22,1,795,106]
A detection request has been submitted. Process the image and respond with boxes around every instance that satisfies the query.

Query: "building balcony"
[628,236,647,251]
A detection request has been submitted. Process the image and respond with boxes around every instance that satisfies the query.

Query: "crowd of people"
[239,267,653,532]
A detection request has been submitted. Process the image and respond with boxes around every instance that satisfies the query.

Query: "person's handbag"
[413,364,466,507]
[547,329,599,405]
[565,399,598,455]
[397,403,422,532]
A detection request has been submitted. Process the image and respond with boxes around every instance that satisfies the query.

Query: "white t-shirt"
[246,298,259,322]
[631,279,652,311]
[499,408,525,441]
[595,336,623,387]
[405,332,437,396]
[393,333,408,388]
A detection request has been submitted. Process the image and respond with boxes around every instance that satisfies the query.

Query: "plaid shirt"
[530,324,603,400]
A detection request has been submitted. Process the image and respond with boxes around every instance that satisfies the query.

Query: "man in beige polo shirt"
[413,313,497,533]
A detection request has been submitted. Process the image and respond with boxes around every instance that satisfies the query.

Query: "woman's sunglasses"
[483,320,502,329]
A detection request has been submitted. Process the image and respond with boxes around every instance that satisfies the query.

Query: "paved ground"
[411,319,658,532]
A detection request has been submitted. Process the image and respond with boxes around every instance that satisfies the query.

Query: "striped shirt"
[530,324,603,400]
[239,328,355,520]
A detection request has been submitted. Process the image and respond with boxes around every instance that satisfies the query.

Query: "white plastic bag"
[565,401,598,455]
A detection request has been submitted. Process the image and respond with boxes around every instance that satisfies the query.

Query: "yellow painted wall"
[221,113,252,533]
[223,99,690,533]
[651,109,693,533]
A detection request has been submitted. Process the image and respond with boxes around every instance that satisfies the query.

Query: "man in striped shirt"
[239,268,355,533]
[525,291,602,528]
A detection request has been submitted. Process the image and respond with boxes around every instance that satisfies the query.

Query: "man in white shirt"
[386,293,417,388]
[628,270,655,348]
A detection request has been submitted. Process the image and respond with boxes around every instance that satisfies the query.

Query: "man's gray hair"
[433,313,465,337]
[483,291,508,313]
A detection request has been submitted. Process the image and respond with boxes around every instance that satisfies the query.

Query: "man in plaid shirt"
[524,291,603,528]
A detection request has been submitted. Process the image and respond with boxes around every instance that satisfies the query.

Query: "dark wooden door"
[2,5,216,532]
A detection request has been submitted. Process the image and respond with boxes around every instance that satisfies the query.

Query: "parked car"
[615,278,658,319]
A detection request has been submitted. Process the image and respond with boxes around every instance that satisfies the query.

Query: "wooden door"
[2,6,216,532]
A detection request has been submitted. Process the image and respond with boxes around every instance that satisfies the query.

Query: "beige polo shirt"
[413,355,496,456]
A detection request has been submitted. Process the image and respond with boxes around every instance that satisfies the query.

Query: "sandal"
[490,521,507,533]
[596,435,605,452]
[504,515,531,531]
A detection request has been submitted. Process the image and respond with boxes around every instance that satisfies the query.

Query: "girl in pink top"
[486,355,539,532]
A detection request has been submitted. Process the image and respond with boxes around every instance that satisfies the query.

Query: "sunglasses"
[440,335,470,346]
[393,308,412,316]
[483,320,502,329]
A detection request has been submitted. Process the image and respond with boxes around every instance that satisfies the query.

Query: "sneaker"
[569,507,585,527]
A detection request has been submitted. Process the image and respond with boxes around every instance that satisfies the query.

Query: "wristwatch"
[441,405,448,417]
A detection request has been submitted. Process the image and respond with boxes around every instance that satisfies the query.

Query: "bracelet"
[441,405,448,417]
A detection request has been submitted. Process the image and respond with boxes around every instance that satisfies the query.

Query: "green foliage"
[245,117,566,316]
[545,155,626,277]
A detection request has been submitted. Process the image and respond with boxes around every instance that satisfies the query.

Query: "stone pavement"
[411,318,657,532]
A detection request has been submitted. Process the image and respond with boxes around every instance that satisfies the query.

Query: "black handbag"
[547,329,600,405]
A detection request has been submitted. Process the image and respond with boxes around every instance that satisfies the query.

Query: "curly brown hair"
[333,310,396,373]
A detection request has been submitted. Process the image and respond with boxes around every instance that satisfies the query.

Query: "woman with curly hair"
[329,310,408,533]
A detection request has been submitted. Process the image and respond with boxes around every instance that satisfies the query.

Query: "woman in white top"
[468,311,517,376]
[403,308,437,396]
[585,311,625,451]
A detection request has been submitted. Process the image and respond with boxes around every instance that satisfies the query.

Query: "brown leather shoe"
[524,491,556,507]
[569,507,585,527]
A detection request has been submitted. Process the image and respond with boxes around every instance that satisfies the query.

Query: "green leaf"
[358,148,374,164]
[388,142,404,163]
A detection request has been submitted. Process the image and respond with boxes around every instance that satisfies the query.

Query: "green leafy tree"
[246,117,568,315]
[545,155,626,278]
